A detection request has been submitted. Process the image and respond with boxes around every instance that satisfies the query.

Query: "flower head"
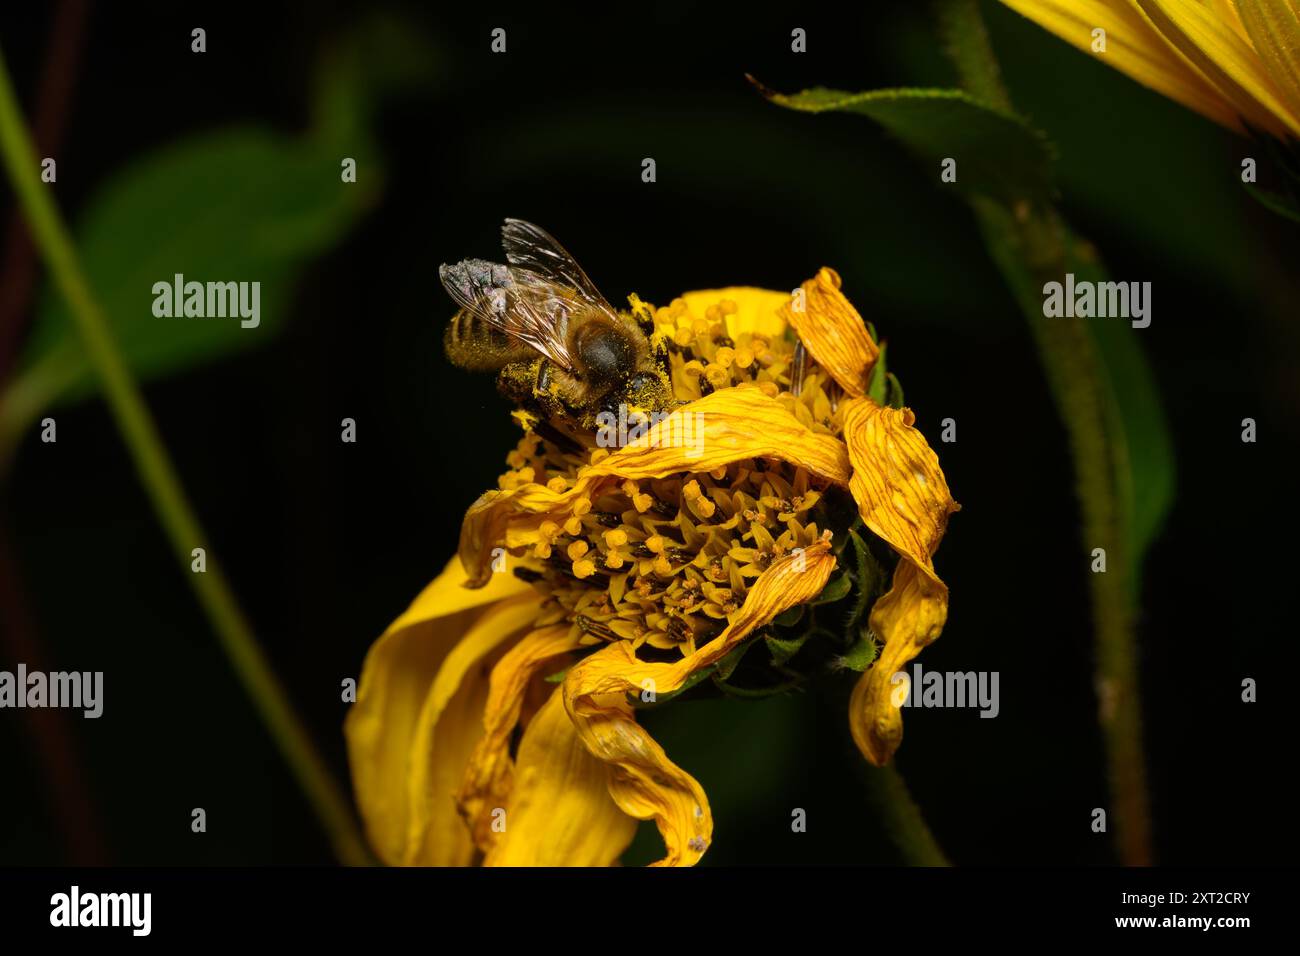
[1003,0,1300,139]
[345,269,958,866]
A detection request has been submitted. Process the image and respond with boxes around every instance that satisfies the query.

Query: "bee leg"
[496,359,541,406]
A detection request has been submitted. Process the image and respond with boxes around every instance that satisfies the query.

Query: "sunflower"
[1002,0,1300,139]
[345,269,958,866]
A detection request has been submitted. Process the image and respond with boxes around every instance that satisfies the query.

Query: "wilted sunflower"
[1003,0,1300,139]
[345,268,958,866]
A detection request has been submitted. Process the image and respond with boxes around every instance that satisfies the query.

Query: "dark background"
[0,1,1294,865]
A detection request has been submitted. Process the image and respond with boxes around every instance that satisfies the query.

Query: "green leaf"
[846,529,886,632]
[14,128,378,412]
[837,632,879,672]
[811,572,853,606]
[867,342,889,405]
[714,641,751,682]
[765,631,811,666]
[752,79,1054,204]
[632,662,715,709]
[886,371,905,409]
[773,604,805,628]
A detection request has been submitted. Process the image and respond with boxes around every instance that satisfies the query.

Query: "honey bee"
[439,219,672,434]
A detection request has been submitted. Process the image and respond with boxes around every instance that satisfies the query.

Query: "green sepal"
[837,632,880,672]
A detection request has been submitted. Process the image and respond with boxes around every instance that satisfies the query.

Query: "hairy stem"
[937,0,1152,864]
[864,764,950,866]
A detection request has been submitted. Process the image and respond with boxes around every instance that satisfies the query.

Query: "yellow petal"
[780,268,879,398]
[344,556,536,865]
[849,560,950,766]
[456,624,584,852]
[483,687,637,866]
[1236,0,1300,130]
[404,595,543,864]
[1135,0,1300,136]
[459,386,851,585]
[841,396,957,767]
[680,287,791,339]
[842,397,958,578]
[563,537,836,865]
[1001,0,1250,133]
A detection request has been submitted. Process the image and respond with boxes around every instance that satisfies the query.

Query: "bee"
[439,219,673,435]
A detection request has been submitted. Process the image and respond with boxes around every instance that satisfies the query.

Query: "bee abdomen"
[444,310,535,371]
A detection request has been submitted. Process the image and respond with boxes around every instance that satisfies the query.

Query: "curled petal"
[849,560,950,766]
[484,687,637,866]
[841,396,957,767]
[563,537,836,865]
[456,624,583,852]
[344,557,537,865]
[680,286,792,339]
[841,396,958,579]
[780,267,879,398]
[460,386,851,585]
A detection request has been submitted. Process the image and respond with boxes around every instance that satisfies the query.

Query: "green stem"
[864,765,950,866]
[937,0,1152,865]
[0,47,371,866]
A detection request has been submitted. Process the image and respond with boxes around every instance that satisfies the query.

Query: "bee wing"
[501,219,621,319]
[438,257,576,371]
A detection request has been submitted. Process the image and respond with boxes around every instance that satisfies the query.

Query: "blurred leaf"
[13,129,376,414]
[1243,183,1300,224]
[752,79,1054,203]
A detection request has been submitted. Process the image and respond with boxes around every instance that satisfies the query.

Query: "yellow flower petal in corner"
[1136,0,1300,137]
[344,556,536,865]
[456,624,583,852]
[1236,0,1300,130]
[849,560,950,766]
[563,537,836,865]
[484,687,637,866]
[1001,0,1249,133]
[780,268,879,397]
